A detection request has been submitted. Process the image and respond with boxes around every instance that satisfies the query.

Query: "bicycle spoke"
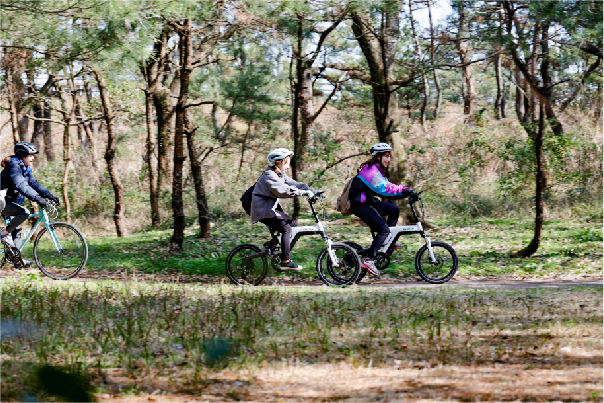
[226,244,268,286]
[34,223,88,280]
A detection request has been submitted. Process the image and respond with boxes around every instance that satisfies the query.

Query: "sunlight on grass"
[1,280,601,401]
[75,215,603,281]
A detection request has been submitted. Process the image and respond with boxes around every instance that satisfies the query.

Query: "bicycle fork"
[325,237,340,268]
[317,220,340,268]
[46,225,64,253]
[424,236,437,262]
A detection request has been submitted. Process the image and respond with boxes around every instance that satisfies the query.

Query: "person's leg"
[273,211,296,262]
[350,204,389,259]
[1,203,29,247]
[10,226,23,249]
[259,214,295,262]
[374,201,400,227]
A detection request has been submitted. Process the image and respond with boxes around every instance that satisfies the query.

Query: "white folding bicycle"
[344,193,458,284]
[225,191,362,286]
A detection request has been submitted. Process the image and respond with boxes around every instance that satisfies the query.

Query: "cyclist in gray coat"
[0,142,59,268]
[250,148,313,270]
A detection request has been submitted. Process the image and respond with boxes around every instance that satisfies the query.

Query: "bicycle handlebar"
[307,190,325,203]
[44,202,59,219]
[408,190,423,204]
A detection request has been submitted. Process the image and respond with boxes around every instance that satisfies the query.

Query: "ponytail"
[358,158,375,171]
[1,155,13,168]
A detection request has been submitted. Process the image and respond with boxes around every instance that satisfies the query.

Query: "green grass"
[1,280,601,401]
[23,212,600,280]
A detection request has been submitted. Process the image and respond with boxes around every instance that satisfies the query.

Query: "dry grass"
[98,361,602,402]
[1,280,601,402]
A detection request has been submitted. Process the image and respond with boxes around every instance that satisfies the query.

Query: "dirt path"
[1,268,601,289]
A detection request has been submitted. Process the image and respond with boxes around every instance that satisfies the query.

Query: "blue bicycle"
[1,203,88,280]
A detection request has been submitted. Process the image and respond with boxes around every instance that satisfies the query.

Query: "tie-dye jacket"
[349,163,410,205]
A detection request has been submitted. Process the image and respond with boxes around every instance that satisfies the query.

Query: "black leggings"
[259,211,296,261]
[2,201,30,248]
[350,201,399,259]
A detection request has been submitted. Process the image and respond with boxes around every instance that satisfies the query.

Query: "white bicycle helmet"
[370,142,393,156]
[267,148,294,166]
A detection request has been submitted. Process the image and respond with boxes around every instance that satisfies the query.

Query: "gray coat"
[250,166,311,223]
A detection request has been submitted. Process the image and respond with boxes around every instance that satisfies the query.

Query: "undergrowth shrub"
[27,105,603,234]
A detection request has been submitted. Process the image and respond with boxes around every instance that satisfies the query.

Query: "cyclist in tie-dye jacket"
[348,143,417,277]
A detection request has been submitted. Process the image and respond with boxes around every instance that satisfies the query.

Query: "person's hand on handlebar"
[47,193,60,206]
[407,189,420,202]
[34,196,49,207]
[302,190,314,197]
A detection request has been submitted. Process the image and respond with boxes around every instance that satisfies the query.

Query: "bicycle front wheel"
[316,243,361,287]
[34,223,88,280]
[414,241,458,284]
[225,244,268,285]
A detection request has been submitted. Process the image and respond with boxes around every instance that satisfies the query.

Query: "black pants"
[2,201,29,248]
[350,201,399,259]
[259,211,296,261]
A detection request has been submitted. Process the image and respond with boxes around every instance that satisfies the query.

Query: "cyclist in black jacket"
[0,142,59,268]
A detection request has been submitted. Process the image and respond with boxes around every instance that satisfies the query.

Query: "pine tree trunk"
[514,103,546,257]
[8,78,20,144]
[409,4,428,131]
[185,121,211,238]
[142,27,179,194]
[32,102,43,148]
[93,69,128,237]
[42,101,55,161]
[455,1,476,115]
[56,91,73,223]
[153,90,177,192]
[291,17,304,220]
[494,50,504,120]
[15,71,28,141]
[170,21,192,253]
[514,68,524,122]
[144,92,161,227]
[428,0,442,119]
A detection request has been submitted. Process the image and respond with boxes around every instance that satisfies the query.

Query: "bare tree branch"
[309,152,370,185]
[184,100,214,109]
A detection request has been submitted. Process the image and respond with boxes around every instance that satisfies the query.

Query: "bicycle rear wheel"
[316,243,361,287]
[34,223,88,280]
[225,244,268,285]
[414,241,458,284]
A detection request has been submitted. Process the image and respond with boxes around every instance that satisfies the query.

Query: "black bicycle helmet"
[14,142,39,158]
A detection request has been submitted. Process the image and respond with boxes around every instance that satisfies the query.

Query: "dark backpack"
[240,184,255,215]
[241,172,264,215]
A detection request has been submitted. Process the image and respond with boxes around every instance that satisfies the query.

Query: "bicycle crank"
[4,245,22,264]
[374,252,390,270]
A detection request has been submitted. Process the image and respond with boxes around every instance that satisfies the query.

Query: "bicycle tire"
[414,241,458,284]
[316,243,361,287]
[343,241,367,283]
[34,222,88,280]
[225,244,268,285]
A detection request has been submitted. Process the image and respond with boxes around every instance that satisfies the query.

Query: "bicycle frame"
[372,200,436,262]
[290,195,339,267]
[1,208,62,255]
[244,194,341,267]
